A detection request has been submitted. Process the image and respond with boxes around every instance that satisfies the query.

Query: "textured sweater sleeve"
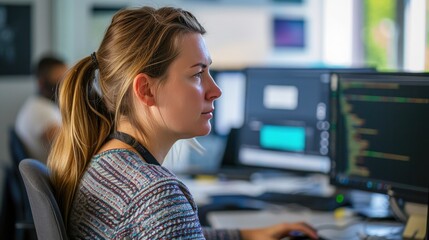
[69,150,242,240]
[203,227,242,240]
[117,176,206,239]
[68,151,204,240]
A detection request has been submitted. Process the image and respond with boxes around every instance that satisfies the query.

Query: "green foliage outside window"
[363,0,396,71]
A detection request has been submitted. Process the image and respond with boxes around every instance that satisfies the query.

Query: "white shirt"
[15,95,61,163]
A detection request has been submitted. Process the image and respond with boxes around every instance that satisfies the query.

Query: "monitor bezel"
[329,72,429,204]
[234,67,377,175]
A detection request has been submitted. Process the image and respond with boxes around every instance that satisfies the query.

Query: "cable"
[387,189,408,223]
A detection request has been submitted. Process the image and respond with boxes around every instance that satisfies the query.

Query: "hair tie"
[91,52,99,69]
[89,52,102,97]
[91,69,102,97]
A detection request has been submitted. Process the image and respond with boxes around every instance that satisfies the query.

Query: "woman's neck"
[116,122,175,165]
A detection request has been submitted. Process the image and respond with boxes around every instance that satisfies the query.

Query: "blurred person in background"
[15,55,67,163]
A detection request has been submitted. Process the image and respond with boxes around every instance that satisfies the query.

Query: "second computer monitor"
[237,67,375,174]
[329,72,429,203]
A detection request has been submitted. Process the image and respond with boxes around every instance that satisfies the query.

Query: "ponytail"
[48,55,113,226]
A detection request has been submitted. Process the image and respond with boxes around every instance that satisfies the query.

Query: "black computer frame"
[329,71,429,204]
[233,66,377,175]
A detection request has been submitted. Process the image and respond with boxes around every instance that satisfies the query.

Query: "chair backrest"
[19,159,68,240]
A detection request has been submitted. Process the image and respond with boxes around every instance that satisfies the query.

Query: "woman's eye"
[194,71,203,80]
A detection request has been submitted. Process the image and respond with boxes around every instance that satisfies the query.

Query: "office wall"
[54,0,323,68]
[0,0,326,168]
[0,0,340,166]
[0,0,372,167]
[0,0,52,166]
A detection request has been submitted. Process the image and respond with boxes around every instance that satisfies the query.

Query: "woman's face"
[153,33,221,139]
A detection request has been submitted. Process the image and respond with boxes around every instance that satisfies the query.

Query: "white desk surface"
[208,209,404,240]
[181,173,335,206]
[181,174,405,239]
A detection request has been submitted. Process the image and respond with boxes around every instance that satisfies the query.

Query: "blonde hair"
[47,6,206,225]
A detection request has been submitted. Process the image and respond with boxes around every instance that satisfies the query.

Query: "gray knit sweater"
[68,149,241,239]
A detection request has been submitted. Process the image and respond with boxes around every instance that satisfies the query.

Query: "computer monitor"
[329,72,429,204]
[211,69,247,136]
[236,67,376,174]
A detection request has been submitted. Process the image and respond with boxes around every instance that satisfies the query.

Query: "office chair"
[19,159,68,240]
[8,127,36,239]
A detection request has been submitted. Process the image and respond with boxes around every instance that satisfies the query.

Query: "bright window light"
[404,0,427,71]
[322,0,354,66]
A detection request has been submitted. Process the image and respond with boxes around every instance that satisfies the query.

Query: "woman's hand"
[239,222,318,240]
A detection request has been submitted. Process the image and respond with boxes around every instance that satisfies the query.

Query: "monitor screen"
[211,69,247,136]
[236,67,375,174]
[330,72,429,203]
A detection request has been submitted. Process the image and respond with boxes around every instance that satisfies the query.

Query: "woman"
[48,6,318,239]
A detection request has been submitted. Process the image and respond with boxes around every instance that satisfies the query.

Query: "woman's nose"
[206,75,222,101]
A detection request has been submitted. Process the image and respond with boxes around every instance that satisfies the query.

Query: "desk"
[208,210,404,240]
[183,174,405,239]
[182,173,336,206]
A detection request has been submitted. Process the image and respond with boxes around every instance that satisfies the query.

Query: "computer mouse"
[288,236,327,240]
[288,236,328,240]
[288,231,327,240]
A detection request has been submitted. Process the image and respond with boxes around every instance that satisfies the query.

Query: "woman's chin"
[195,124,212,137]
[179,127,211,139]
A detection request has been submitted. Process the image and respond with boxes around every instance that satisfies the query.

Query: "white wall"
[0,0,339,166]
[0,0,327,171]
[0,0,366,165]
[53,0,324,68]
[0,0,52,166]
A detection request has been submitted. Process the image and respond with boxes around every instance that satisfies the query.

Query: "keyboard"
[256,191,351,211]
[204,192,351,212]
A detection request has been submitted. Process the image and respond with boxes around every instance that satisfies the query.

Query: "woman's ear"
[133,73,155,106]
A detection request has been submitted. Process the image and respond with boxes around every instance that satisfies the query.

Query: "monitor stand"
[402,203,428,240]
[403,214,427,240]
